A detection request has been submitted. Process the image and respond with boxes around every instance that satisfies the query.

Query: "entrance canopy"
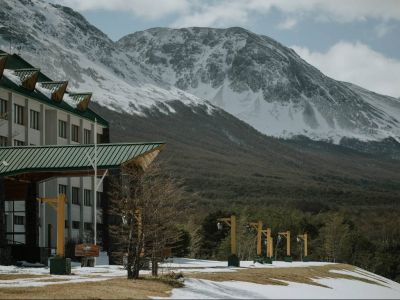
[0,142,165,182]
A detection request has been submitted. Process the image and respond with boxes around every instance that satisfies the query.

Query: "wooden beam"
[22,71,39,92]
[76,94,91,111]
[52,81,68,102]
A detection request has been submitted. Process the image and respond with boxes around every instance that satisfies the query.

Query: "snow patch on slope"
[0,0,216,117]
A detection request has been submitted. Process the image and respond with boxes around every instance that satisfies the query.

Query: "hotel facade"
[0,51,109,250]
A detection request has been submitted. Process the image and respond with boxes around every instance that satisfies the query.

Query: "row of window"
[0,136,39,147]
[59,184,102,207]
[58,120,93,143]
[1,99,39,129]
[11,216,101,230]
[1,99,98,143]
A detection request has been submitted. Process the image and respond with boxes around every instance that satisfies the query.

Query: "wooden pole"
[258,221,263,256]
[56,194,65,257]
[304,233,308,257]
[287,231,291,257]
[266,228,272,257]
[231,215,237,255]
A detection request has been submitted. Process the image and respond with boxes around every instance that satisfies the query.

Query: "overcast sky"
[51,0,400,98]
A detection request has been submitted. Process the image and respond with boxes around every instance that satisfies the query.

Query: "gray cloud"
[292,42,400,98]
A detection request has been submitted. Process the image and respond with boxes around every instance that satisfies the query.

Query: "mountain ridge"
[117,26,400,142]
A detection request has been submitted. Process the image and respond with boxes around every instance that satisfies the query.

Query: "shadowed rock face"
[118,27,400,142]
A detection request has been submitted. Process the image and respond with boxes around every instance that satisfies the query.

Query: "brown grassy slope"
[92,102,400,209]
[189,264,382,287]
[0,278,172,299]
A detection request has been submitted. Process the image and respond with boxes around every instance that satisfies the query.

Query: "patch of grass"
[189,264,381,288]
[0,274,45,280]
[0,277,173,299]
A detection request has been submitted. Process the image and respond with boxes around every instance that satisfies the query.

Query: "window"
[30,109,39,130]
[84,129,91,144]
[71,187,80,205]
[72,221,80,229]
[84,189,92,206]
[14,104,24,125]
[0,136,7,146]
[84,222,92,231]
[13,139,25,146]
[65,220,69,228]
[96,192,102,208]
[71,125,79,142]
[13,215,25,225]
[58,120,67,138]
[0,99,7,119]
[97,133,102,144]
[59,184,67,195]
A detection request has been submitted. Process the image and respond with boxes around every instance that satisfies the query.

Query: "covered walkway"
[0,142,165,262]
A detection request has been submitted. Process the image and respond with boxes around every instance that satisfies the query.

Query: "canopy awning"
[0,142,165,181]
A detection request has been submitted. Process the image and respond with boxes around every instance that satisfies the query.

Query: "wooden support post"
[56,194,65,257]
[278,230,291,261]
[231,215,237,255]
[217,215,238,256]
[256,220,262,256]
[217,215,239,266]
[297,233,308,259]
[37,194,66,257]
[250,221,263,256]
[304,233,308,257]
[266,228,272,258]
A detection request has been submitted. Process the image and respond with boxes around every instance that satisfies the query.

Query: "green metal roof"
[39,81,68,93]
[0,75,108,127]
[0,142,165,177]
[0,51,108,127]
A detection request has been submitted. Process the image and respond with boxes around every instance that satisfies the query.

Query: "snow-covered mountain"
[0,0,214,116]
[1,0,400,143]
[118,27,400,142]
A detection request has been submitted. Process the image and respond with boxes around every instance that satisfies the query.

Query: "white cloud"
[51,0,400,26]
[170,2,249,28]
[374,22,396,37]
[52,0,189,19]
[277,18,297,30]
[292,42,400,98]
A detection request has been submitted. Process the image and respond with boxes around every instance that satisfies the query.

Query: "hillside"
[92,101,400,211]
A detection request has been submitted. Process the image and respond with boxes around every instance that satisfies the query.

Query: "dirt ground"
[0,274,46,280]
[0,277,173,299]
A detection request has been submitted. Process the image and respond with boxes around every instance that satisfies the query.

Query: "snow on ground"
[1,258,400,299]
[158,258,400,299]
[0,264,127,288]
[163,277,400,299]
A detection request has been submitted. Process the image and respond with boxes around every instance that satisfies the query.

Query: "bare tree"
[109,163,185,279]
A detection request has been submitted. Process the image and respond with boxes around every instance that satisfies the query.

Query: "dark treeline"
[182,204,400,283]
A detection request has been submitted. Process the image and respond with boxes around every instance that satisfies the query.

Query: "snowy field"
[1,258,400,299]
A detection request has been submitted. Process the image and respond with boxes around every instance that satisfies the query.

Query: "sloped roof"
[0,75,108,126]
[0,142,165,178]
[0,51,108,126]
